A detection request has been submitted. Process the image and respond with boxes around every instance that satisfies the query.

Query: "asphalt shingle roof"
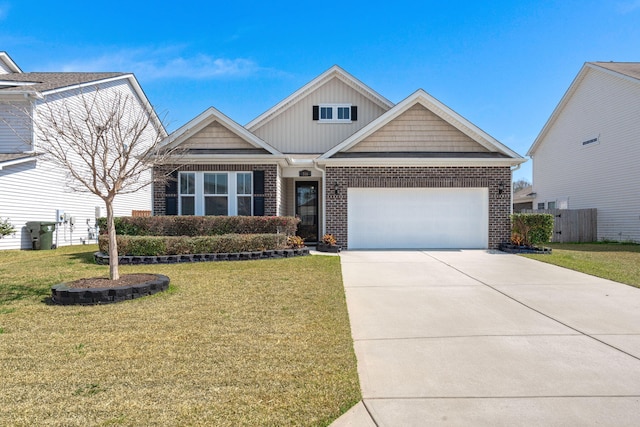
[591,62,640,81]
[0,72,126,93]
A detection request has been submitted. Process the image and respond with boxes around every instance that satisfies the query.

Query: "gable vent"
[581,136,599,146]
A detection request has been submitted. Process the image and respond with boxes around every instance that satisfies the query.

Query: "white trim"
[0,155,38,170]
[246,65,393,130]
[0,52,23,73]
[316,157,526,167]
[321,89,523,160]
[318,104,352,123]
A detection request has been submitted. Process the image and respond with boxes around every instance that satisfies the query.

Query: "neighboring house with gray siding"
[0,52,165,250]
[527,62,640,242]
[155,66,525,249]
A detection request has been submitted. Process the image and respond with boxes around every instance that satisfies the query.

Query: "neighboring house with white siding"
[527,62,640,242]
[155,66,525,249]
[0,52,165,250]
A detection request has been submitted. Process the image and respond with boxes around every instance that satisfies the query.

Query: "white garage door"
[347,187,488,249]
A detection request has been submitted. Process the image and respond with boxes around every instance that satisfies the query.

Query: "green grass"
[523,242,640,288]
[0,245,360,426]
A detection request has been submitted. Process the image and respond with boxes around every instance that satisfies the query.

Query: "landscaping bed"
[94,248,309,265]
[51,273,170,305]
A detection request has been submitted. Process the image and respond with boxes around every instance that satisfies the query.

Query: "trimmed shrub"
[97,216,299,237]
[99,233,289,256]
[510,213,554,246]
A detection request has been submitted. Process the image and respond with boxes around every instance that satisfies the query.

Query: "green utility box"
[26,221,57,250]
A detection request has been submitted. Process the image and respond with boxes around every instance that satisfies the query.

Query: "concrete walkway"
[330,250,640,426]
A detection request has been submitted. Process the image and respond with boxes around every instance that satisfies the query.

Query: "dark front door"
[295,181,319,243]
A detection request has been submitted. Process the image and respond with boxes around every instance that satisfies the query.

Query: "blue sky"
[1,1,639,181]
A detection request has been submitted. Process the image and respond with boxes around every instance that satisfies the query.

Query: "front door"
[295,181,319,243]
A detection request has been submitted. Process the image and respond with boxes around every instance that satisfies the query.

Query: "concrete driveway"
[331,250,640,426]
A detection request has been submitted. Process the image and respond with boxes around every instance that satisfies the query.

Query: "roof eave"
[0,155,38,170]
[316,157,526,167]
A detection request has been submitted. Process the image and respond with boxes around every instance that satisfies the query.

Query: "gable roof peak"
[246,65,394,131]
[321,86,523,160]
[162,105,282,156]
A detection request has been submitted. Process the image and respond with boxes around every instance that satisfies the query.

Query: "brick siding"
[153,164,278,216]
[325,166,512,249]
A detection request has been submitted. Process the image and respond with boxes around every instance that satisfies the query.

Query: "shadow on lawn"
[65,249,100,264]
[0,283,50,306]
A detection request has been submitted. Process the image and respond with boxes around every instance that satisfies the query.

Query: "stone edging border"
[93,248,310,265]
[499,243,552,254]
[51,274,170,305]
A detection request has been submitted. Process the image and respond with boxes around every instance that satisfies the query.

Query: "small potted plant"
[317,233,340,253]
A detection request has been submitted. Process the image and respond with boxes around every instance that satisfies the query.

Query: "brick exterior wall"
[153,164,278,216]
[325,166,512,249]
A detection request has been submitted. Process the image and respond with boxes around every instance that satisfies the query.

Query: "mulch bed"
[51,274,170,305]
[65,274,159,289]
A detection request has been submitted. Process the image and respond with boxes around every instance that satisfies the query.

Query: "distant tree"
[512,178,531,192]
[4,89,178,280]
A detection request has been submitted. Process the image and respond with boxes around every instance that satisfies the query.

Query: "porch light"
[498,182,505,194]
[334,182,339,195]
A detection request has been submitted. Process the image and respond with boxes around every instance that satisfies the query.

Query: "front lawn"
[522,242,640,288]
[0,245,360,426]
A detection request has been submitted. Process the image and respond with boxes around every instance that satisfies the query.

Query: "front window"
[178,171,252,216]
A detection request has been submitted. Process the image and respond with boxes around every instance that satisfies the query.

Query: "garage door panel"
[347,188,488,249]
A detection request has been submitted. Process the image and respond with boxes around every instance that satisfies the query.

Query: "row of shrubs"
[97,216,300,237]
[99,234,290,256]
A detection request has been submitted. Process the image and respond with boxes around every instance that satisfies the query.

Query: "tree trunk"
[106,201,120,281]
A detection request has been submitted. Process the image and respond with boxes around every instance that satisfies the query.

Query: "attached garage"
[347,187,489,249]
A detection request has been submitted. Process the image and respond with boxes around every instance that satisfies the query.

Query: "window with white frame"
[319,104,351,122]
[236,173,252,216]
[204,173,228,216]
[180,172,196,215]
[179,171,252,216]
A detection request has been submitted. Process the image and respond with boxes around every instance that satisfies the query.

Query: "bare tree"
[512,178,531,192]
[30,88,177,280]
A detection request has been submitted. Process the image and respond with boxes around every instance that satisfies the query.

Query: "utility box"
[26,221,57,250]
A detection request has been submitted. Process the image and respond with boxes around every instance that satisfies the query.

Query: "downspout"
[313,161,326,238]
[510,163,522,215]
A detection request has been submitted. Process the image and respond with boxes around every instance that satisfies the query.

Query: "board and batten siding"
[347,104,489,153]
[0,100,32,153]
[250,78,388,154]
[532,67,640,242]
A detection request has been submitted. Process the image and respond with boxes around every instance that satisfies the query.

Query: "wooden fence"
[521,208,597,243]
